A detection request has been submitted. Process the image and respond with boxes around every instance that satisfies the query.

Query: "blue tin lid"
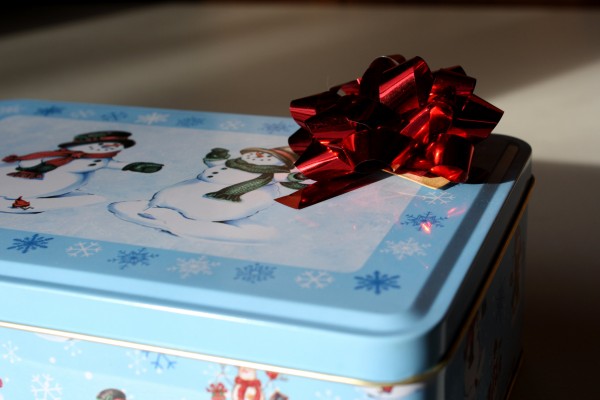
[0,99,531,384]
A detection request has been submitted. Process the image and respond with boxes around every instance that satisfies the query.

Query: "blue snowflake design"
[261,121,296,134]
[234,263,276,284]
[176,116,205,127]
[34,106,64,116]
[100,111,129,122]
[143,351,177,372]
[401,211,448,231]
[7,233,54,254]
[354,270,400,295]
[108,248,158,269]
[69,109,96,119]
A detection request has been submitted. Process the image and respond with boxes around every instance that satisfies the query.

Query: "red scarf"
[235,376,262,400]
[4,149,119,165]
[4,149,120,179]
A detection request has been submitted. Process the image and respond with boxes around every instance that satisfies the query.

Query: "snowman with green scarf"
[109,146,307,242]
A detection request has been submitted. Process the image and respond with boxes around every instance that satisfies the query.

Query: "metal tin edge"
[0,176,535,388]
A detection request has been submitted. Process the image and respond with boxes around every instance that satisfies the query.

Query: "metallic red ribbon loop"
[276,55,503,209]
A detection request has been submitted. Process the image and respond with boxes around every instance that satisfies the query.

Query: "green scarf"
[204,158,293,202]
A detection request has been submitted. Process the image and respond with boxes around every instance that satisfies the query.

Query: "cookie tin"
[0,99,533,399]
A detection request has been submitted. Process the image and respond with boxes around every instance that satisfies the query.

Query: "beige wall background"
[1,2,599,398]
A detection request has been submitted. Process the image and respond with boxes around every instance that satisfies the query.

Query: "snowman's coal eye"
[221,167,227,170]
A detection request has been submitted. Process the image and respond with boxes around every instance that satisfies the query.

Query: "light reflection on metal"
[421,222,432,234]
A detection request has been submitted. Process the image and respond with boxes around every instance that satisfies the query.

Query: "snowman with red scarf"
[232,367,265,400]
[0,131,162,213]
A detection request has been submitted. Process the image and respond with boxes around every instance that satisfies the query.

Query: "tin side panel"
[445,212,527,399]
[0,214,527,399]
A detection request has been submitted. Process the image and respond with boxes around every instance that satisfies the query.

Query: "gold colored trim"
[0,319,361,385]
[0,177,535,388]
[505,352,524,400]
[441,176,535,373]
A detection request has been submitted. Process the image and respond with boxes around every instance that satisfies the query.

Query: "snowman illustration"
[109,146,307,242]
[0,131,162,213]
[96,388,126,400]
[232,367,265,400]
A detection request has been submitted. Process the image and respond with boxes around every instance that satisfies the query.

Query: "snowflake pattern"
[69,109,95,119]
[261,121,296,134]
[234,263,276,283]
[2,340,21,364]
[401,211,448,232]
[136,112,169,125]
[219,120,244,130]
[420,190,455,205]
[108,248,158,269]
[34,106,64,116]
[126,350,148,375]
[295,271,334,289]
[381,238,431,261]
[0,105,21,114]
[7,233,53,254]
[31,374,62,400]
[144,351,177,373]
[354,270,400,295]
[125,350,176,375]
[100,111,129,121]
[176,116,205,127]
[63,340,82,357]
[167,256,219,279]
[66,241,101,257]
[202,363,236,383]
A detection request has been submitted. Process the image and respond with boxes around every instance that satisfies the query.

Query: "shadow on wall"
[0,3,154,35]
[510,160,600,398]
[0,3,599,115]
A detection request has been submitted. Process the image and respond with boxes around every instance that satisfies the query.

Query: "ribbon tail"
[275,171,390,209]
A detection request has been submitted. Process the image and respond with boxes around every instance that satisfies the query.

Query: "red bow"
[276,55,503,209]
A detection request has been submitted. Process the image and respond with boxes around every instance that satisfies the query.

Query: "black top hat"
[59,131,135,149]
